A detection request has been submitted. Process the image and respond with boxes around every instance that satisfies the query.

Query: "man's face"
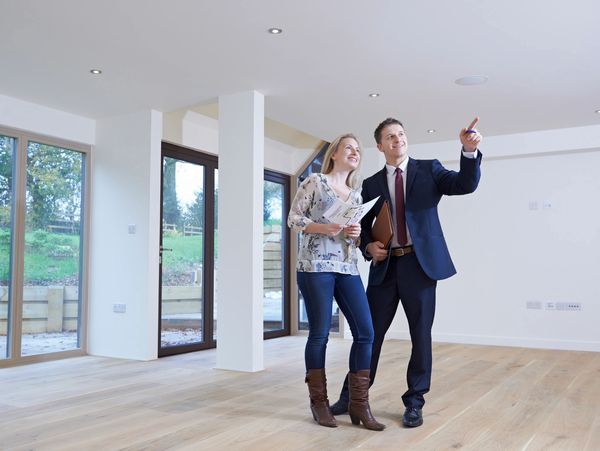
[377,123,408,163]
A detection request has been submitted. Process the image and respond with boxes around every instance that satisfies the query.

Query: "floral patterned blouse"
[288,173,361,275]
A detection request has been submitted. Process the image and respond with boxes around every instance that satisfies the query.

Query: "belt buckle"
[393,247,405,256]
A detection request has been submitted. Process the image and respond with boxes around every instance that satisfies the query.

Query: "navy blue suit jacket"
[359,152,482,286]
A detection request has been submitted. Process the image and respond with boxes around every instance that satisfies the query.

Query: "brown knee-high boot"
[348,370,385,431]
[305,368,337,428]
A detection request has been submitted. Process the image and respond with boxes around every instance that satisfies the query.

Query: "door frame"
[0,125,90,367]
[263,169,291,339]
[158,142,218,356]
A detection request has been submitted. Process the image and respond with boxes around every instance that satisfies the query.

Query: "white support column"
[216,91,264,372]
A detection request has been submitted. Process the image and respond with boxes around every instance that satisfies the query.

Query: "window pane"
[22,141,85,356]
[263,180,284,332]
[213,168,218,340]
[0,135,16,359]
[160,158,204,348]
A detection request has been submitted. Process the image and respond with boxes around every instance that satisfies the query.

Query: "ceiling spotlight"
[455,75,488,86]
[427,129,436,133]
[268,28,283,34]
[90,69,102,75]
[369,93,380,98]
[595,109,600,114]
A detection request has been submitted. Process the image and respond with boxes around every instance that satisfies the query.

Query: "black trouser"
[336,252,437,409]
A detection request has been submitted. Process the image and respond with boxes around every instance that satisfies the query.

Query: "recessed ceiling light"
[455,75,488,86]
[268,28,283,34]
[90,69,102,74]
[595,109,600,114]
[369,93,380,98]
[427,129,436,133]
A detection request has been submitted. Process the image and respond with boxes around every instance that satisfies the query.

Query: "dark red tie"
[395,168,408,246]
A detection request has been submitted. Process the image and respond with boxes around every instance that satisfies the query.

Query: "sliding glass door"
[0,127,89,365]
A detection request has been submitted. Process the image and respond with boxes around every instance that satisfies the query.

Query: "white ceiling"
[1,0,599,146]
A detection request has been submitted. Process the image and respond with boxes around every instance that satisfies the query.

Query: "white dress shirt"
[385,149,478,248]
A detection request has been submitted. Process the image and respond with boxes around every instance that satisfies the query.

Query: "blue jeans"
[297,271,374,372]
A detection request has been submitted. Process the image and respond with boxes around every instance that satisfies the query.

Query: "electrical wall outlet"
[113,303,126,313]
[556,302,582,311]
[543,301,582,311]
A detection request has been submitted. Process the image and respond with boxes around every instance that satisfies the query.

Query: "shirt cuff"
[462,148,478,159]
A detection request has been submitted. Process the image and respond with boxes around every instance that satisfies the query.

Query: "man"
[330,117,482,427]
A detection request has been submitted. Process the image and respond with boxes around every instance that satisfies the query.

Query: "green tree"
[162,157,182,229]
[264,181,282,223]
[0,137,14,204]
[26,142,83,230]
[0,137,15,227]
[183,190,204,227]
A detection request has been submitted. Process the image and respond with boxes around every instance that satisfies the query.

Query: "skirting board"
[385,331,600,352]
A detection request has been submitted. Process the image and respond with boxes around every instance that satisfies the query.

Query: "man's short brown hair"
[374,118,404,144]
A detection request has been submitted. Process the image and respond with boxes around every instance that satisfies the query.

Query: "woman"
[288,133,385,431]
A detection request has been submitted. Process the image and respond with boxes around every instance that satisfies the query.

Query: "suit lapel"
[406,158,417,197]
[376,166,392,204]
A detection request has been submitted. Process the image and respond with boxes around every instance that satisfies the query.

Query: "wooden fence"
[162,223,202,235]
[0,286,79,334]
[263,225,282,292]
[183,225,202,236]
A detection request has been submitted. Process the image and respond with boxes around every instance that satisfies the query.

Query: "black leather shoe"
[402,407,423,427]
[330,398,349,415]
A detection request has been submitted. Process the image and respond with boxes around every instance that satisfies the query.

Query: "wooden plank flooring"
[0,337,598,450]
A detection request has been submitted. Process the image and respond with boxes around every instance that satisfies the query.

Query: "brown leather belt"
[390,246,414,257]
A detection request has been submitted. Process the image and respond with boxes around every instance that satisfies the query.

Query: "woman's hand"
[343,223,361,239]
[319,223,344,237]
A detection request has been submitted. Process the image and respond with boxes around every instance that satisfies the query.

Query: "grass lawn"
[161,234,205,271]
[1,225,283,284]
[1,229,81,285]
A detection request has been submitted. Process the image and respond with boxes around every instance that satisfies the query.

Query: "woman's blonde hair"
[321,133,362,189]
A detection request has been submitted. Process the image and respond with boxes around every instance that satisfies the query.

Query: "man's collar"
[385,157,409,175]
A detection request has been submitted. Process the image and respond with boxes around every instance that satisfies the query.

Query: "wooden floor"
[0,337,599,450]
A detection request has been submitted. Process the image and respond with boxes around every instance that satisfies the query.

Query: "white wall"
[88,110,162,360]
[383,125,600,351]
[0,94,95,144]
[163,110,314,174]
